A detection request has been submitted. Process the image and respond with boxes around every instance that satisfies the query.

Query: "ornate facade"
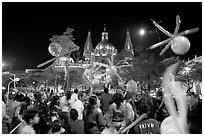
[83,26,134,65]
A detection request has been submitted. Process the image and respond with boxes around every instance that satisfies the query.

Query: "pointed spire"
[102,24,108,41]
[83,30,93,59]
[124,29,134,56]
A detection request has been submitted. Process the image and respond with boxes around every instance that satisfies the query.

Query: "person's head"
[23,109,40,125]
[104,87,109,93]
[74,88,79,94]
[89,95,97,106]
[51,119,62,133]
[65,91,72,101]
[70,108,79,121]
[112,93,124,107]
[137,102,150,115]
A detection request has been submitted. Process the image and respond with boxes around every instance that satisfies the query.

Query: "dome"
[95,39,115,50]
[94,27,116,56]
[95,39,115,55]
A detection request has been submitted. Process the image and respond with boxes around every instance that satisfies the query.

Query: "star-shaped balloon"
[148,15,199,56]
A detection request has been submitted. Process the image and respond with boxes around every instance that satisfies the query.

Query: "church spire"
[83,30,93,60]
[102,24,108,41]
[124,29,134,56]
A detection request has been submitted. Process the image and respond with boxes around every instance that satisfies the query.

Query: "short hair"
[70,108,79,121]
[137,102,150,115]
[74,88,79,94]
[104,87,109,93]
[51,120,61,133]
[112,93,123,103]
[23,109,39,124]
[65,91,72,100]
[88,95,97,105]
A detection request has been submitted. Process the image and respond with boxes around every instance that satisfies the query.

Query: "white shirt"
[59,96,69,112]
[19,125,36,134]
[72,99,84,120]
[70,93,78,106]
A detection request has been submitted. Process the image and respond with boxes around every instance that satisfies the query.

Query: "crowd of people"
[2,85,202,134]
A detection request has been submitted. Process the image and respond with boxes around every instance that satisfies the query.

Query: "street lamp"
[7,77,20,106]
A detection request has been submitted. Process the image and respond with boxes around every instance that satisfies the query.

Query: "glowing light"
[139,29,145,36]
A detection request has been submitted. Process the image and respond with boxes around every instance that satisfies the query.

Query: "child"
[70,108,85,134]
[18,109,40,134]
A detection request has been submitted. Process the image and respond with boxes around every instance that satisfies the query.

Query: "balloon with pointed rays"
[148,15,199,56]
[37,41,79,71]
[93,58,133,84]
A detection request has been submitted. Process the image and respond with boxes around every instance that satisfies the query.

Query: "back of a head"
[70,108,79,121]
[113,92,124,103]
[66,91,72,100]
[104,87,109,93]
[23,109,39,124]
[74,88,79,94]
[138,102,151,115]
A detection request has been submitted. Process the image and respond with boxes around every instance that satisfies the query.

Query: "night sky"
[2,2,202,71]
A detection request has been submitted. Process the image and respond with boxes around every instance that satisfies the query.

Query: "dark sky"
[2,2,202,71]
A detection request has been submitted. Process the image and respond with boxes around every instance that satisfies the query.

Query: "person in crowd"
[124,92,135,122]
[2,95,12,134]
[18,109,40,134]
[106,92,134,132]
[10,92,26,131]
[128,102,160,134]
[70,88,79,104]
[48,119,65,134]
[69,108,85,134]
[47,95,60,113]
[187,101,202,134]
[71,91,84,120]
[32,91,50,134]
[100,87,113,115]
[154,90,169,124]
[83,95,106,134]
[58,91,72,133]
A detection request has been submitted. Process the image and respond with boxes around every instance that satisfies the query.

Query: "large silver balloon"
[48,43,62,57]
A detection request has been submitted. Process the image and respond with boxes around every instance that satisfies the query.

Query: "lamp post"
[7,77,20,106]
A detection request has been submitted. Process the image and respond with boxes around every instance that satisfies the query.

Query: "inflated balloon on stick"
[148,15,199,56]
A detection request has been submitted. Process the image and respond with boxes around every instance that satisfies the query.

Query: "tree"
[176,57,202,93]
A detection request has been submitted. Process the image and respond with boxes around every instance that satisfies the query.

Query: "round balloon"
[48,42,62,57]
[126,80,138,93]
[160,116,181,134]
[171,36,190,55]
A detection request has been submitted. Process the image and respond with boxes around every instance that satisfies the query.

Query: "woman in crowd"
[106,92,134,132]
[83,95,106,134]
